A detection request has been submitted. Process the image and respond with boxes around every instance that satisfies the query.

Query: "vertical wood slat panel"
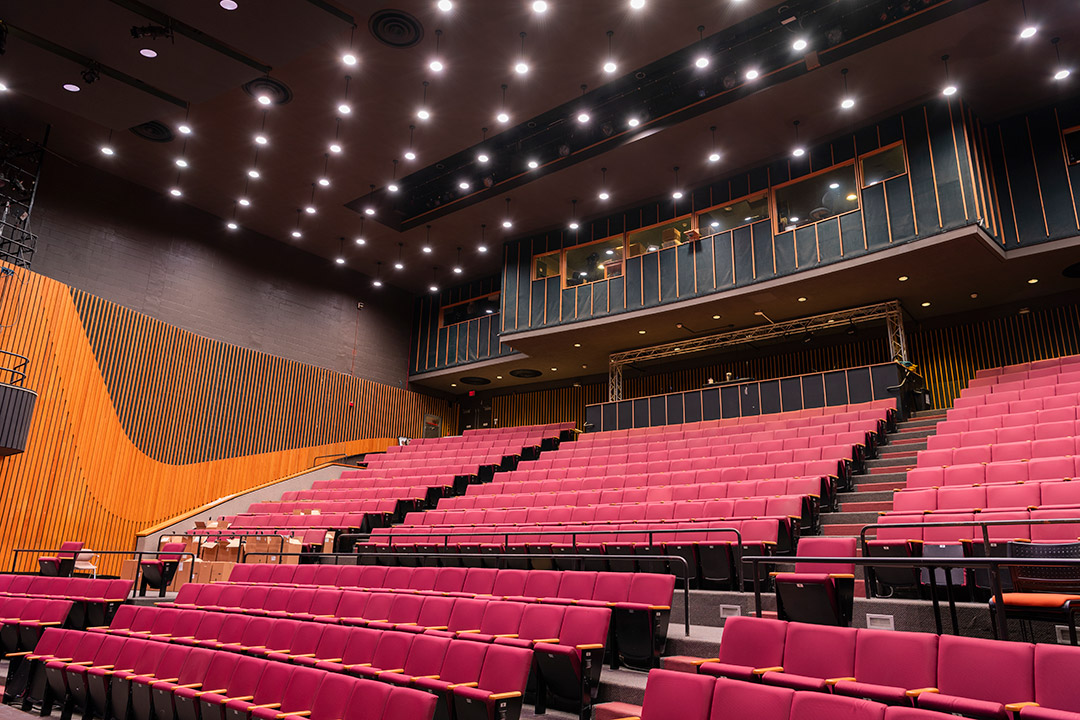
[0,265,456,574]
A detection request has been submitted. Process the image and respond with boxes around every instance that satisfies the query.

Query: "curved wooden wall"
[0,267,451,573]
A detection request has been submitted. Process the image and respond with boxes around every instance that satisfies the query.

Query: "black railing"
[0,348,29,386]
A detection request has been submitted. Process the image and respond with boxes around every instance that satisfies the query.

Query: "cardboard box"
[208,562,234,583]
[199,540,219,562]
[120,558,139,582]
[167,560,191,592]
[216,540,241,565]
[193,560,213,585]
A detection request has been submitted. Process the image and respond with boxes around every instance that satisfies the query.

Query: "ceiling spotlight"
[1028,277,1039,284]
[63,83,80,92]
[627,117,640,127]
[496,112,510,124]
[533,0,548,13]
[1056,68,1071,80]
[219,0,238,8]
[318,177,330,187]
[304,205,316,214]
[477,152,490,163]
[227,221,238,230]
[453,266,463,274]
[898,275,909,281]
[672,190,683,199]
[604,60,617,73]
[422,245,432,254]
[841,97,855,109]
[175,158,188,168]
[456,181,470,190]
[404,150,416,160]
[373,279,383,287]
[670,165,683,200]
[638,330,646,334]
[943,85,957,96]
[388,183,399,192]
[178,123,192,135]
[793,38,808,51]
[437,0,453,10]
[791,119,805,157]
[429,58,444,72]
[745,69,759,80]
[1017,25,1037,39]
[429,284,439,292]
[355,235,366,245]
[630,0,645,8]
[100,145,114,156]
[254,134,268,145]
[239,197,250,206]
[569,221,579,230]
[365,207,375,216]
[921,301,931,307]
[515,62,529,74]
[248,168,260,178]
[329,143,342,153]
[479,245,488,252]
[417,108,430,120]
[577,112,590,123]
[335,257,345,265]
[695,56,709,69]
[708,151,720,163]
[846,193,858,201]
[829,182,839,189]
[342,53,358,66]
[257,95,271,105]
[395,261,404,269]
[338,103,351,115]
[503,219,513,228]
[140,48,158,58]
[169,187,182,197]
[797,296,806,302]
[528,159,539,169]
[838,68,855,110]
[793,147,806,157]
[292,230,302,238]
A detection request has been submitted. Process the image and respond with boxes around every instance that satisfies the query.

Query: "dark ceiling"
[1,0,1078,297]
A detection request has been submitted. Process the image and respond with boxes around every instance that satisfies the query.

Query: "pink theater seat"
[759,623,857,692]
[697,616,788,681]
[915,635,1035,720]
[773,537,857,626]
[789,691,885,720]
[593,668,714,720]
[1021,644,1080,720]
[832,628,938,704]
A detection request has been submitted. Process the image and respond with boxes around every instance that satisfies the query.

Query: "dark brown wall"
[29,158,413,388]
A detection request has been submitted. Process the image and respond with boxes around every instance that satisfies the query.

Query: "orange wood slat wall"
[0,267,452,574]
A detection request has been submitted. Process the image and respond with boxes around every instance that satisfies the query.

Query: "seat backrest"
[250,659,295,705]
[1033,643,1080,711]
[1008,541,1080,593]
[709,677,792,720]
[478,601,526,634]
[476,644,532,694]
[640,669,715,720]
[369,630,414,671]
[781,623,857,679]
[789,691,885,720]
[435,639,489,685]
[224,656,268,698]
[215,613,252,643]
[341,680,391,720]
[853,629,937,689]
[716,617,787,668]
[400,634,450,677]
[199,650,241,692]
[382,686,438,720]
[794,537,857,574]
[304,673,356,720]
[152,644,195,684]
[936,634,1035,703]
[340,627,381,666]
[58,541,85,559]
[446,598,487,632]
[277,666,325,714]
[159,542,186,562]
[627,573,676,606]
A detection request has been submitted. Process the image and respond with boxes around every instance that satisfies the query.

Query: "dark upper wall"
[411,275,516,375]
[30,158,413,388]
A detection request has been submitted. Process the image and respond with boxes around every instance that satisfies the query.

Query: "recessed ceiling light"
[712,314,721,320]
[429,60,444,73]
[257,95,271,105]
[604,61,617,74]
[178,124,192,135]
[792,38,808,51]
[429,284,439,292]
[515,62,529,75]
[329,143,342,153]
[496,375,502,379]
[335,257,345,265]
[254,134,268,145]
[248,169,260,178]
[388,183,399,193]
[140,48,158,58]
[239,197,250,207]
[417,108,430,120]
[422,246,432,254]
[790,216,800,222]
[355,237,366,245]
[630,0,645,8]
[627,117,640,127]
[569,221,579,230]
[598,190,610,200]
[394,261,404,270]
[846,193,858,201]
[219,0,238,8]
[745,69,759,80]
[708,152,720,163]
[573,343,581,347]
[1028,278,1039,284]
[829,182,839,189]
[304,206,316,214]
[496,112,510,124]
[550,367,557,371]
[605,249,614,255]
[227,221,238,230]
[792,146,805,157]
[63,83,80,92]
[672,190,683,199]
[898,275,909,281]
[841,97,855,109]
[318,177,330,187]
[921,301,931,307]
[373,278,383,287]
[502,219,513,228]
[338,103,351,115]
[1020,26,1037,39]
[970,292,978,299]
[577,112,590,123]
[291,229,302,238]
[100,146,114,156]
[1055,69,1071,81]
[453,266,463,274]
[451,383,457,387]
[342,53,358,66]
[169,187,182,197]
[459,181,470,190]
[797,297,806,302]
[477,153,490,164]
[638,330,646,334]
[478,245,488,253]
[364,207,375,216]
[175,158,188,168]
[404,150,416,160]
[437,0,453,11]
[532,0,548,13]
[695,56,710,69]
[527,159,539,169]
[943,85,957,96]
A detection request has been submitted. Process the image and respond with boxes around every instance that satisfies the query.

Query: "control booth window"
[1063,126,1080,165]
[698,194,769,234]
[626,216,694,258]
[440,292,501,326]
[534,251,561,280]
[774,163,859,233]
[565,235,625,287]
[861,143,908,186]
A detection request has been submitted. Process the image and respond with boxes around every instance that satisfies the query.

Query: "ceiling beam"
[4,22,188,109]
[301,0,355,26]
[104,0,272,75]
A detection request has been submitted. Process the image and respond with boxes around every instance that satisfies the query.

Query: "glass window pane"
[626,217,694,257]
[698,194,769,234]
[774,165,859,233]
[442,293,500,326]
[565,236,625,286]
[861,144,907,186]
[1064,128,1080,164]
[534,251,560,280]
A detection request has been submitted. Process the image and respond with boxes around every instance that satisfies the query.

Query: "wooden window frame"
[532,250,563,282]
[769,159,861,235]
[859,141,909,188]
[1060,124,1080,166]
[438,291,501,328]
[561,232,630,289]
[696,191,770,237]
[624,214,696,258]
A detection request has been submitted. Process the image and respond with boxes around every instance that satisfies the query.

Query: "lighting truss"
[607,300,907,401]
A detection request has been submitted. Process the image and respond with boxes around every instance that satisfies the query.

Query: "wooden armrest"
[174,683,202,690]
[322,658,343,663]
[131,630,153,634]
[906,688,939,697]
[249,703,281,710]
[1006,703,1039,712]
[156,677,180,683]
[826,677,857,686]
[276,712,311,718]
[343,663,371,669]
[487,692,521,701]
[416,675,439,680]
[376,669,404,675]
[426,626,449,631]
[193,688,229,697]
[86,626,110,631]
[753,667,783,675]
[221,696,255,704]
[69,661,96,666]
[6,651,33,658]
[171,636,195,641]
[577,644,604,650]
[493,634,519,639]
[37,621,63,627]
[532,638,560,645]
[457,629,481,634]
[608,716,641,720]
[691,658,719,666]
[829,574,856,580]
[289,654,317,659]
[448,682,478,689]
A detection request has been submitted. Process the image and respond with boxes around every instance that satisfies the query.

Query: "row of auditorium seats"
[891,480,1080,514]
[972,355,1080,378]
[0,597,73,653]
[919,436,1080,465]
[0,575,131,629]
[460,422,575,439]
[7,630,443,720]
[906,456,1080,488]
[684,616,1076,720]
[90,603,604,714]
[875,510,1080,542]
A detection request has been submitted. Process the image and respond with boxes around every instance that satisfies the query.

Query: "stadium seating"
[772,537,856,626]
[38,542,85,578]
[0,575,132,628]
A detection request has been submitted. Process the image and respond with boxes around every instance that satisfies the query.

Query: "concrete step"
[891,427,937,440]
[899,417,944,429]
[840,500,892,513]
[882,437,928,450]
[822,511,881,525]
[852,479,907,493]
[823,523,867,535]
[912,409,949,419]
[867,464,914,475]
[880,446,926,458]
[838,489,894,502]
[866,456,918,469]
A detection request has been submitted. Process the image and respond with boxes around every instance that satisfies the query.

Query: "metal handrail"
[9,547,199,596]
[745,553,1080,641]
[240,550,693,636]
[0,348,29,386]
